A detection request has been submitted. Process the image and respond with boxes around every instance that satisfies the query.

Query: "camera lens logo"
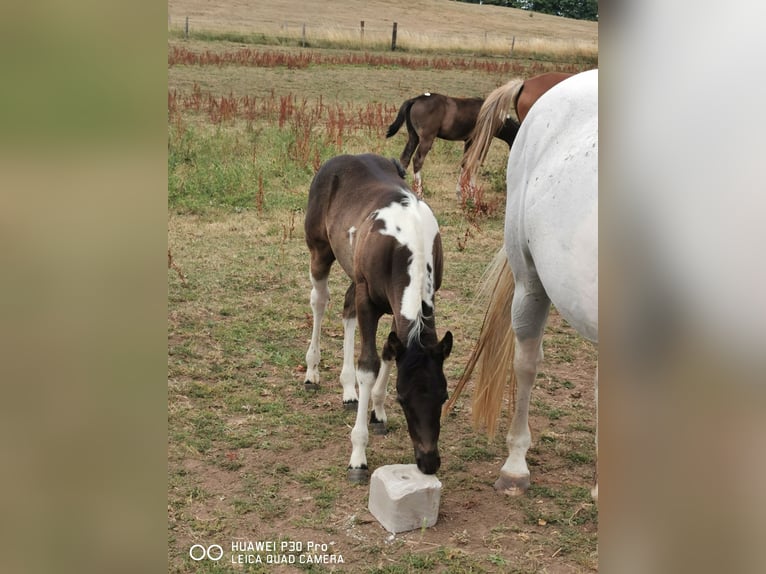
[189,544,224,561]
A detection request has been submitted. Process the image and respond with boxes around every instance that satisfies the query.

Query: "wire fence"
[168,15,598,60]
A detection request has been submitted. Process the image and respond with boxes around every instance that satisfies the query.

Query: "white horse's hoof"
[347,467,369,483]
[494,472,530,496]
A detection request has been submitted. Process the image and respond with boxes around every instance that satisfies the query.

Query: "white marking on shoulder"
[348,226,357,246]
[424,92,431,96]
[372,190,439,343]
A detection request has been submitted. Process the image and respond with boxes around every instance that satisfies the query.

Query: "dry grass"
[168,0,597,59]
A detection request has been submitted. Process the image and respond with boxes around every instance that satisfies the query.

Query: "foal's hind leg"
[304,246,334,389]
[340,283,360,408]
[495,284,551,495]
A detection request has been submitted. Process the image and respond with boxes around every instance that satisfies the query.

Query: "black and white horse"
[304,153,453,482]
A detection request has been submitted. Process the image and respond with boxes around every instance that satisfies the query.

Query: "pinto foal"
[304,153,453,482]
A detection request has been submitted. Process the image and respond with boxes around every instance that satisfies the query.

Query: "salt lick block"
[368,464,442,534]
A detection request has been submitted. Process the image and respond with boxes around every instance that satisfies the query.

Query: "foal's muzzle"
[415,448,441,475]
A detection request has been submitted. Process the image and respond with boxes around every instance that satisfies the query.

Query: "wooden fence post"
[360,21,365,45]
[510,35,516,56]
[185,16,189,39]
[302,23,306,47]
[391,22,398,51]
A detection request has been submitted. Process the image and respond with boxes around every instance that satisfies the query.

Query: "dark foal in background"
[386,93,518,197]
[304,153,453,482]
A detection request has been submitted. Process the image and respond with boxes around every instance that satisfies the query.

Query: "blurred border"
[601,1,766,572]
[0,2,167,573]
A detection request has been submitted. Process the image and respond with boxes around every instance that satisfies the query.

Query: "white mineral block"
[368,464,442,534]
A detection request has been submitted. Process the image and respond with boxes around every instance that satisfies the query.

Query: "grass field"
[168,1,598,571]
[168,0,597,60]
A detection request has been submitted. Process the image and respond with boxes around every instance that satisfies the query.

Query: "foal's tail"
[444,248,516,439]
[462,78,524,182]
[386,98,417,138]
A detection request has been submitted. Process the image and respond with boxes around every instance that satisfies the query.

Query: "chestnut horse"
[462,71,573,186]
[304,153,453,482]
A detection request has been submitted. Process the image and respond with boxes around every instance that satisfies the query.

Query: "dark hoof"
[304,381,319,391]
[343,400,359,411]
[494,472,530,496]
[371,421,387,435]
[347,467,369,483]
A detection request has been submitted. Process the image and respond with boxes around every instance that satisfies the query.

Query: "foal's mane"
[462,78,524,182]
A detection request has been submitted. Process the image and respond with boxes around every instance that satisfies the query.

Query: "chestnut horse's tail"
[386,97,417,138]
[462,78,524,182]
[444,248,516,439]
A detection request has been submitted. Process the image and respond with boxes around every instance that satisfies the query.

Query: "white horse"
[448,69,598,497]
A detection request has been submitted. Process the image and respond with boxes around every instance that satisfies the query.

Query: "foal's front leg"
[347,294,382,483]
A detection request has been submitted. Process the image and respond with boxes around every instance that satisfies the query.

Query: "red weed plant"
[458,170,497,223]
[168,46,583,76]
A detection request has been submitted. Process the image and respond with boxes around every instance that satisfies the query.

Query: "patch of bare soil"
[170,310,597,572]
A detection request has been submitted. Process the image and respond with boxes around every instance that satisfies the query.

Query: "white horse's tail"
[444,248,516,438]
[462,78,524,183]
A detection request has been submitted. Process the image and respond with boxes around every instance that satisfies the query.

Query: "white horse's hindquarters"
[503,70,598,343]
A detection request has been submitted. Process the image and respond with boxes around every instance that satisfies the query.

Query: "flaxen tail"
[386,98,417,138]
[462,78,524,182]
[444,247,516,439]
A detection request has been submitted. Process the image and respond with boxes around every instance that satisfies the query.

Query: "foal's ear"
[438,331,453,359]
[383,332,406,361]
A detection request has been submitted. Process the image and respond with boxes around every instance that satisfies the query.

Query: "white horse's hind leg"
[495,334,544,495]
[304,275,329,388]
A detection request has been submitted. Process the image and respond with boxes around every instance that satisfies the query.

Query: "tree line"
[456,0,598,22]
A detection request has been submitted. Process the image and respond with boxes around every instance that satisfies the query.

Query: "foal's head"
[384,330,453,475]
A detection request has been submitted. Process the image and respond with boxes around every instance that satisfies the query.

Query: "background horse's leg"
[340,283,360,408]
[370,319,396,435]
[411,133,434,198]
[304,251,333,389]
[347,291,382,483]
[495,284,550,495]
[399,128,419,171]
